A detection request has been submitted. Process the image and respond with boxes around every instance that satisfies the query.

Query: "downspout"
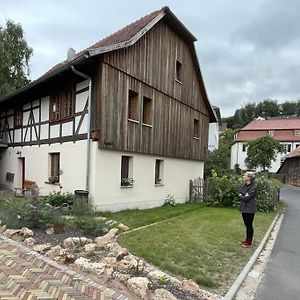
[70,66,92,192]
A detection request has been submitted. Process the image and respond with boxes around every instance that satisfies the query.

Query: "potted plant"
[121,177,134,187]
[51,208,65,234]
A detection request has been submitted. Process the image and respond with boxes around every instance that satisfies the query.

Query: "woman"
[238,171,257,248]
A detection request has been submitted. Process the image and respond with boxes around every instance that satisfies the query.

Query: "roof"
[241,118,300,131]
[0,6,216,122]
[236,130,300,142]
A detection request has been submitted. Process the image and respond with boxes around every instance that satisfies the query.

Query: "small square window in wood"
[49,153,60,183]
[194,119,200,138]
[142,96,152,125]
[128,90,139,121]
[50,95,60,122]
[62,88,74,119]
[176,60,182,82]
[155,159,164,184]
[14,108,23,128]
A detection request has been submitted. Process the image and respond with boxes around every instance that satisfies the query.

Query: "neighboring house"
[0,6,216,211]
[231,118,300,172]
[208,105,221,151]
[277,146,300,187]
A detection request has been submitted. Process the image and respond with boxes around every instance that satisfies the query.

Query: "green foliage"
[245,136,285,171]
[47,191,74,207]
[69,216,106,237]
[0,197,64,229]
[205,174,281,212]
[0,20,33,97]
[70,198,93,216]
[204,129,236,178]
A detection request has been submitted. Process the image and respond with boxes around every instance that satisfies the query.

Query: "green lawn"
[114,205,277,294]
[101,203,205,229]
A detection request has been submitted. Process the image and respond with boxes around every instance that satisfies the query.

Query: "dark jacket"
[238,182,257,213]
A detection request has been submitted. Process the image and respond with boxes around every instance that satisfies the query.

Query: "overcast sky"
[1,0,300,117]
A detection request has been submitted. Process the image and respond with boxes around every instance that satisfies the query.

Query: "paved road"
[254,185,300,300]
[0,235,128,300]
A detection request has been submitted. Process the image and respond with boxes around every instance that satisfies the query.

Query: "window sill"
[142,123,153,128]
[175,79,182,85]
[120,185,134,189]
[45,181,60,185]
[193,137,200,140]
[155,183,164,187]
[128,118,139,124]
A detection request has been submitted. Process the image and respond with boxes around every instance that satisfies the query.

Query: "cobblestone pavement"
[0,235,128,300]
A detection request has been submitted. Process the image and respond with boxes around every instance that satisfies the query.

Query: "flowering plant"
[121,177,134,187]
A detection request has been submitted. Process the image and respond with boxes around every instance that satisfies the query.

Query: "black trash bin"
[74,189,89,200]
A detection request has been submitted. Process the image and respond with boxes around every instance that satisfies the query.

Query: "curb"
[222,212,283,300]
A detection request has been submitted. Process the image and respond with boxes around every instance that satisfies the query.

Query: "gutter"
[70,65,92,192]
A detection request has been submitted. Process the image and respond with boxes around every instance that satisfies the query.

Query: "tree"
[0,20,33,97]
[255,99,280,118]
[245,136,285,171]
[281,101,298,116]
[204,129,236,177]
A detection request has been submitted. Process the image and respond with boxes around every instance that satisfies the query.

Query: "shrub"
[163,195,176,206]
[205,174,281,212]
[47,191,75,207]
[69,216,106,237]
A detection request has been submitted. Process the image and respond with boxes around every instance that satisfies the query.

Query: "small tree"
[245,136,285,171]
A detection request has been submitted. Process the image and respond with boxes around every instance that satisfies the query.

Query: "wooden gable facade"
[94,9,214,161]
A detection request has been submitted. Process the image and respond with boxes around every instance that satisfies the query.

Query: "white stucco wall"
[90,146,204,211]
[0,141,88,195]
[231,141,300,172]
[208,122,219,151]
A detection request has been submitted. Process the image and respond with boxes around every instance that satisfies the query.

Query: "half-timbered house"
[0,7,216,211]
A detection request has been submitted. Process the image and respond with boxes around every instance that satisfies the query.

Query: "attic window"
[175,60,182,82]
[194,119,200,138]
[128,90,139,121]
[14,107,23,128]
[294,130,300,136]
[268,130,274,136]
[142,96,152,125]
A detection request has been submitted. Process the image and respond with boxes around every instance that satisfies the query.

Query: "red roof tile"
[241,118,300,130]
[236,130,300,142]
[46,7,164,74]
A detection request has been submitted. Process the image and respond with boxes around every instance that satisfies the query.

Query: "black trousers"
[242,213,255,241]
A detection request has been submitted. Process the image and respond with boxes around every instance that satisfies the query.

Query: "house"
[208,105,221,151]
[231,118,300,172]
[0,6,216,211]
[277,146,300,186]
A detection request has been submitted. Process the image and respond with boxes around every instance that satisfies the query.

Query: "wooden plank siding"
[97,20,210,161]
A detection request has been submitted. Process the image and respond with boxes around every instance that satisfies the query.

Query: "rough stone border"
[222,211,284,300]
[0,234,129,300]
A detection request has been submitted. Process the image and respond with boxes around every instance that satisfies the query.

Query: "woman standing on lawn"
[238,171,257,248]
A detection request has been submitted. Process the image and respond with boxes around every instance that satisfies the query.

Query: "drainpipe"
[70,66,92,192]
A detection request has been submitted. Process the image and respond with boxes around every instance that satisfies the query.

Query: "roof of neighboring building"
[241,118,300,130]
[236,130,300,142]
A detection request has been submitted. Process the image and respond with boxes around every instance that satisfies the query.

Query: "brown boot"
[241,238,252,248]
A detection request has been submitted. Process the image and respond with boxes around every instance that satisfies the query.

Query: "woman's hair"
[245,171,256,181]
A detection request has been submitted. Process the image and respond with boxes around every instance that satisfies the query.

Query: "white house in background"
[208,106,221,151]
[0,7,216,211]
[231,118,300,172]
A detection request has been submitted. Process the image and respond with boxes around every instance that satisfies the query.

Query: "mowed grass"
[101,203,205,229]
[116,206,277,294]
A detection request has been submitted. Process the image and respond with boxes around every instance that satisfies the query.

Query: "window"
[155,159,164,185]
[294,130,300,136]
[296,144,300,149]
[121,155,133,187]
[49,153,60,183]
[128,90,139,121]
[142,96,152,125]
[242,144,247,152]
[50,94,60,122]
[283,144,291,152]
[14,107,23,128]
[50,85,75,122]
[62,89,74,119]
[268,130,274,136]
[175,60,182,82]
[194,119,200,138]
